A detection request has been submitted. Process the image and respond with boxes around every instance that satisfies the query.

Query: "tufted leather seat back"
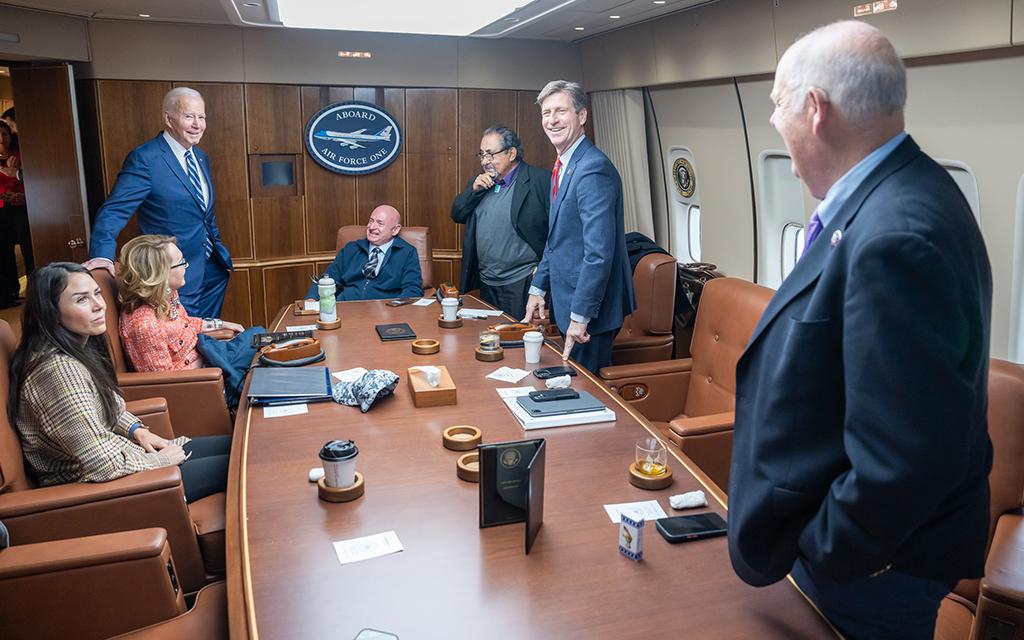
[336,225,433,290]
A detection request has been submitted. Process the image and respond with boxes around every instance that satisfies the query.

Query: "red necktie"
[552,158,562,199]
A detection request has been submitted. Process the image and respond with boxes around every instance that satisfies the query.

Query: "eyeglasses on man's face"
[476,147,510,162]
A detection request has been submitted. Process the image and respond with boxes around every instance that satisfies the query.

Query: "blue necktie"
[800,210,823,260]
[185,149,206,210]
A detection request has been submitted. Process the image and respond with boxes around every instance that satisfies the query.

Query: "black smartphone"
[655,513,728,543]
[528,389,579,402]
[532,366,578,379]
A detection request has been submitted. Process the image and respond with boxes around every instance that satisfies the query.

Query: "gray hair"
[162,87,204,116]
[784,21,905,127]
[537,80,587,114]
[482,125,524,162]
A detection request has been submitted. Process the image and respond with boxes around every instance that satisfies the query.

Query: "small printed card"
[333,531,404,566]
[485,367,531,383]
[263,404,308,418]
[603,500,668,523]
[496,386,536,398]
[412,298,436,306]
[286,324,318,332]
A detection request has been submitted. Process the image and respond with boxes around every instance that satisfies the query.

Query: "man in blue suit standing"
[523,80,635,373]
[84,87,232,319]
[728,22,992,639]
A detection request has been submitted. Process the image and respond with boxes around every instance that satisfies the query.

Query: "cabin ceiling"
[2,0,720,41]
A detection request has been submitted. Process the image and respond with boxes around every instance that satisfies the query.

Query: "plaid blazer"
[15,350,186,486]
[120,296,203,371]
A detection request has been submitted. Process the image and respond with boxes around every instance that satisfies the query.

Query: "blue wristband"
[128,423,141,441]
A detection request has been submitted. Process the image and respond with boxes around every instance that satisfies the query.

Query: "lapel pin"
[831,230,842,246]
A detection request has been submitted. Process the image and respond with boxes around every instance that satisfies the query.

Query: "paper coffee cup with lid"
[320,440,358,488]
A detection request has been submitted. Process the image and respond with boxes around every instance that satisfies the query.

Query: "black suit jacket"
[728,136,993,587]
[450,160,549,293]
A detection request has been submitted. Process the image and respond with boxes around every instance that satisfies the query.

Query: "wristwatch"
[205,318,223,330]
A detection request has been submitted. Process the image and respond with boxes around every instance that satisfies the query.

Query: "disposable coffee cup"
[441,297,459,322]
[319,440,358,488]
[523,331,543,364]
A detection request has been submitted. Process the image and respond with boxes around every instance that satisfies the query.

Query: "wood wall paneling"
[457,89,517,187]
[517,91,557,175]
[245,84,302,154]
[180,82,254,261]
[404,89,457,154]
[221,267,253,327]
[406,154,459,252]
[301,86,357,254]
[356,155,407,224]
[252,196,306,260]
[261,263,317,327]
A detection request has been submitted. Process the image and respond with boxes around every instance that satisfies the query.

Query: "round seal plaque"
[673,157,696,198]
[304,101,403,175]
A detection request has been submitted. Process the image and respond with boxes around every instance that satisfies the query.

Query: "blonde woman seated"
[119,235,261,408]
[10,263,229,503]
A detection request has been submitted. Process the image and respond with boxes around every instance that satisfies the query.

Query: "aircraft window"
[782,223,804,279]
[687,205,701,262]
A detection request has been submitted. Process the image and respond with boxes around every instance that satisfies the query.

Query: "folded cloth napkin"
[545,375,572,389]
[669,490,708,510]
[333,369,399,412]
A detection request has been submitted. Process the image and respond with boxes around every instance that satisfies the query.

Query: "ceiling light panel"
[274,0,525,36]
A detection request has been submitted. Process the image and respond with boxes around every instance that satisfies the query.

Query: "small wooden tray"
[457,452,480,482]
[317,472,364,502]
[628,463,673,490]
[407,365,457,407]
[317,318,342,330]
[438,316,463,329]
[412,339,440,355]
[475,346,503,361]
[294,300,319,316]
[443,425,481,451]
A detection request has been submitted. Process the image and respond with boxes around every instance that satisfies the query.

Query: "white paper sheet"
[458,308,504,318]
[263,404,308,418]
[333,367,369,382]
[412,298,436,306]
[485,366,531,383]
[303,300,318,311]
[333,531,404,565]
[496,386,536,398]
[603,500,668,523]
[286,324,318,332]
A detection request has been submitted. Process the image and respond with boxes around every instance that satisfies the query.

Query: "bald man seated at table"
[306,205,424,302]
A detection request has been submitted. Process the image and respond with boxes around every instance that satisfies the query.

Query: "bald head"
[366,205,402,246]
[779,20,906,129]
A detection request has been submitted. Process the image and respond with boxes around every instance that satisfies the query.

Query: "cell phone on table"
[532,366,577,379]
[528,389,579,402]
[655,513,728,544]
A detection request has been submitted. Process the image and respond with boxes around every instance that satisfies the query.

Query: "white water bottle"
[318,277,337,322]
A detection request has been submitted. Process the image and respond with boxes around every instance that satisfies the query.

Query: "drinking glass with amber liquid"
[636,438,668,476]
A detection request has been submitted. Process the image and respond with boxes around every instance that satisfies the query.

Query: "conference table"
[225,297,835,639]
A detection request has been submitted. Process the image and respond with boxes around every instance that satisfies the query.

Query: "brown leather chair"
[0,528,228,640]
[934,358,1024,640]
[336,224,434,291]
[90,268,232,437]
[611,252,677,365]
[599,277,775,491]
[0,320,225,594]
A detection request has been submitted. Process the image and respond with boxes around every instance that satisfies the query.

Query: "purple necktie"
[801,210,823,259]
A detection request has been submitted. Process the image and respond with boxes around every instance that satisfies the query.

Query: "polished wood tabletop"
[225,298,834,640]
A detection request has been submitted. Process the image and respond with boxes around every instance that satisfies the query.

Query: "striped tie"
[185,149,206,210]
[362,248,381,279]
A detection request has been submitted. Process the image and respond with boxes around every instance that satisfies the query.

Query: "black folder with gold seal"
[375,323,417,341]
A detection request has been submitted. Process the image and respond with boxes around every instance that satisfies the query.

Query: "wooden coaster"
[443,425,481,451]
[628,463,673,490]
[412,339,440,355]
[317,472,364,502]
[457,452,480,482]
[475,346,504,361]
[317,318,342,330]
[438,316,463,329]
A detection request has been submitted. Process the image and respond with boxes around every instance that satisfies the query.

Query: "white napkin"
[333,367,369,382]
[410,366,441,387]
[485,366,531,383]
[545,375,572,389]
[669,490,708,510]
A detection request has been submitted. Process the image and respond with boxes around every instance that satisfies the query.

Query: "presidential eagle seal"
[305,101,402,175]
[673,157,696,198]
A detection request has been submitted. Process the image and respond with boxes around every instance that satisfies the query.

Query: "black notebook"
[375,323,417,341]
[247,366,333,406]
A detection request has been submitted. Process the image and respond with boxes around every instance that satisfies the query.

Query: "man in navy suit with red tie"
[85,87,232,319]
[728,21,992,639]
[523,80,635,374]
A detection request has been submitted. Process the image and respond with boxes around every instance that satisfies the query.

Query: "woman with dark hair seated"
[8,263,230,503]
[118,235,261,409]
